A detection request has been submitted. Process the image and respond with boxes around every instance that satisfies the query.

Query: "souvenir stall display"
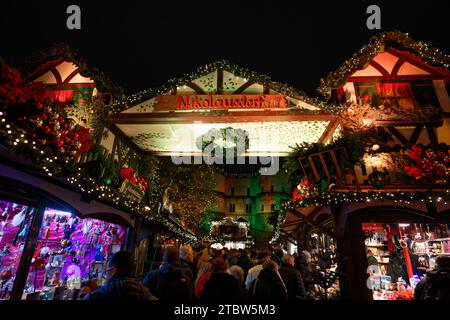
[364,222,450,300]
[21,208,127,300]
[0,200,36,300]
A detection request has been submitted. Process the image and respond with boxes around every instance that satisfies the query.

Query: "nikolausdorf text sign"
[154,94,288,111]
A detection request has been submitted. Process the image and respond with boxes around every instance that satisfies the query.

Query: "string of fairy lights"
[269,189,450,244]
[106,59,341,114]
[0,110,197,242]
[318,30,450,98]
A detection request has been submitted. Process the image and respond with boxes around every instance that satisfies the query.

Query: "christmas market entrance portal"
[1,31,450,300]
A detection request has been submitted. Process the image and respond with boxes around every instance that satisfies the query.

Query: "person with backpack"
[143,246,195,302]
[415,256,450,300]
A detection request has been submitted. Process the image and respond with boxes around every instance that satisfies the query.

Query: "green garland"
[0,101,196,242]
[106,59,340,114]
[318,30,450,98]
[284,129,380,180]
[20,43,123,96]
[282,190,450,209]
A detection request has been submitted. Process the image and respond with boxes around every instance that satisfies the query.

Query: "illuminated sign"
[154,94,287,111]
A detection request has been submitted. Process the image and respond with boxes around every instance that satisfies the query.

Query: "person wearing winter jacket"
[144,246,195,302]
[237,250,253,280]
[415,256,450,300]
[249,259,288,303]
[180,244,198,280]
[84,251,157,301]
[200,257,245,303]
[279,254,305,300]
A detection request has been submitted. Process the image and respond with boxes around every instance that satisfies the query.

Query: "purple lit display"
[0,200,35,300]
[23,208,127,297]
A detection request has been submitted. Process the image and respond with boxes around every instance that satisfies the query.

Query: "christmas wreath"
[196,127,250,157]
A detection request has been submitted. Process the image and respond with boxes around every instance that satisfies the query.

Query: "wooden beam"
[107,124,145,156]
[426,125,439,146]
[307,156,320,181]
[391,58,405,76]
[388,48,449,78]
[29,57,65,81]
[50,68,62,85]
[409,125,424,144]
[282,219,304,228]
[233,80,256,94]
[387,127,409,145]
[369,60,389,76]
[63,68,80,84]
[290,208,335,238]
[347,74,442,82]
[318,153,331,179]
[376,119,443,126]
[318,118,340,144]
[217,69,223,94]
[112,111,335,124]
[187,82,206,94]
[329,150,343,178]
[298,159,307,177]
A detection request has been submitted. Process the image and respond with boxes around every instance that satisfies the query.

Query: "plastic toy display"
[22,208,127,299]
[0,200,35,300]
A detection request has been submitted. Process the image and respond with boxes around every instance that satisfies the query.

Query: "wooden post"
[11,201,46,300]
[331,203,371,300]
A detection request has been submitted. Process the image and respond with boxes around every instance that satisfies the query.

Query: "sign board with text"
[154,94,288,111]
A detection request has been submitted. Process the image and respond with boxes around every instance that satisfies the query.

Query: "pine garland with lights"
[0,62,198,242]
[106,59,340,114]
[318,31,450,98]
[20,43,123,96]
[282,189,450,209]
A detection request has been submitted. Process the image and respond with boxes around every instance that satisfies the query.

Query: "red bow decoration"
[120,167,137,185]
[120,166,149,192]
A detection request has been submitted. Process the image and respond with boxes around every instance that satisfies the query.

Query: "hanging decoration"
[403,145,450,184]
[292,178,317,202]
[120,166,149,192]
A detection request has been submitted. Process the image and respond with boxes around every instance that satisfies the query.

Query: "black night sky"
[0,1,449,96]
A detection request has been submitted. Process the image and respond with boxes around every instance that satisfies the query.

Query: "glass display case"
[22,208,127,300]
[0,200,36,300]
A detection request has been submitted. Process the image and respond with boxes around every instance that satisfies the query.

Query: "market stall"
[0,200,36,300]
[364,222,450,300]
[21,207,128,300]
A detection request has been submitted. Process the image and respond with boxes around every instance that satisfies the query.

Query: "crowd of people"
[77,244,450,301]
[81,245,316,301]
